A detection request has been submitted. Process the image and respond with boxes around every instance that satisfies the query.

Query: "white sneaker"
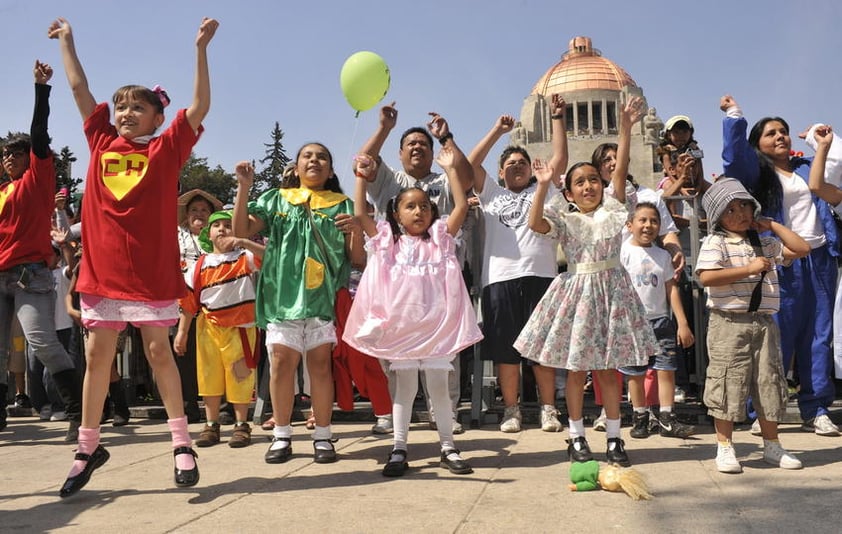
[540,405,563,432]
[50,410,68,422]
[750,419,762,436]
[674,387,687,404]
[452,418,465,435]
[592,409,607,432]
[763,440,802,469]
[372,414,393,434]
[715,442,743,473]
[802,414,841,436]
[499,405,522,433]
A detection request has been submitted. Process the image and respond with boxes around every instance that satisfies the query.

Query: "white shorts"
[265,318,336,354]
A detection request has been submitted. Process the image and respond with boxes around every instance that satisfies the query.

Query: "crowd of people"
[3,16,842,500]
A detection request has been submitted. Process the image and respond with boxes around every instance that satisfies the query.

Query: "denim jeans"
[0,263,75,386]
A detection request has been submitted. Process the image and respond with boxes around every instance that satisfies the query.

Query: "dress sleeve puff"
[365,220,396,254]
[542,192,569,240]
[428,217,458,255]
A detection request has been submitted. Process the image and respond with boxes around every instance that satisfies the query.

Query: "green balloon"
[340,51,391,113]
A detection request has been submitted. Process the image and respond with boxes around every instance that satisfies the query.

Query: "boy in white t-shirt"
[619,202,695,439]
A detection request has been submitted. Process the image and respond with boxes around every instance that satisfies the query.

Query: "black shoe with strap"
[440,448,473,474]
[606,437,631,467]
[566,436,593,462]
[382,449,409,477]
[265,437,292,464]
[59,445,110,498]
[313,439,338,464]
[173,446,200,487]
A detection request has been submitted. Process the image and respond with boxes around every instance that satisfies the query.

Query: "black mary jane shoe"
[606,437,631,467]
[440,448,473,475]
[265,437,293,464]
[313,439,338,464]
[382,449,409,477]
[566,437,593,463]
[173,446,200,487]
[59,445,110,498]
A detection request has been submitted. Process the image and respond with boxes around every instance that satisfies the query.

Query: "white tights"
[393,367,454,452]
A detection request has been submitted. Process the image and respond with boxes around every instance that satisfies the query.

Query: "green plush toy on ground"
[568,460,652,500]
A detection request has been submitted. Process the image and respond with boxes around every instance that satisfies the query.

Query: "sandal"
[173,446,200,487]
[305,414,316,430]
[261,417,276,431]
[313,438,338,464]
[382,449,408,477]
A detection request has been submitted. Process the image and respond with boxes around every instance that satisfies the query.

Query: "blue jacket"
[722,115,840,258]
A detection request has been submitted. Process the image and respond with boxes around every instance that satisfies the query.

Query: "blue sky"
[3,0,842,193]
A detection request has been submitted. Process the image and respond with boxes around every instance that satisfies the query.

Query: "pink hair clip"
[152,84,171,108]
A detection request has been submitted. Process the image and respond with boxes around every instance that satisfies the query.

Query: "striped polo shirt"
[181,248,262,327]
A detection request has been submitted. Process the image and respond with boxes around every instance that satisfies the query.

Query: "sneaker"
[50,410,68,422]
[39,406,53,421]
[715,442,743,473]
[195,423,221,448]
[763,440,802,469]
[14,393,31,409]
[228,423,251,448]
[673,387,687,404]
[658,412,696,438]
[372,414,394,434]
[540,405,563,432]
[801,414,841,436]
[630,412,650,439]
[606,437,631,467]
[566,436,593,462]
[592,409,607,432]
[750,419,762,436]
[500,405,522,433]
[452,418,465,435]
[647,411,660,434]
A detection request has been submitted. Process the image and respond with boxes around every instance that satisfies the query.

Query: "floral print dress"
[514,185,658,370]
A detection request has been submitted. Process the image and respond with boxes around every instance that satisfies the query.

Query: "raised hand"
[720,94,738,112]
[379,101,397,130]
[531,158,554,185]
[813,124,834,150]
[435,142,455,169]
[550,93,566,116]
[494,115,515,135]
[196,17,219,48]
[427,112,449,139]
[34,60,53,84]
[46,17,72,40]
[353,153,378,180]
[234,160,255,189]
[620,95,645,129]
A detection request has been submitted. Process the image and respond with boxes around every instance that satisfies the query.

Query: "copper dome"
[531,36,638,95]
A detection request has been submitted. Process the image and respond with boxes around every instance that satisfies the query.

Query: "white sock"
[606,418,621,438]
[568,418,585,439]
[271,425,292,449]
[393,368,419,451]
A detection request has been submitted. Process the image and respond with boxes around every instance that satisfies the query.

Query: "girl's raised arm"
[232,161,265,238]
[439,144,469,236]
[48,18,96,121]
[547,94,569,184]
[807,126,842,206]
[352,155,379,238]
[612,96,645,204]
[186,17,219,131]
[527,159,553,235]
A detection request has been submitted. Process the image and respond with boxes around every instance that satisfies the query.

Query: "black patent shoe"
[440,448,473,475]
[59,445,110,498]
[173,446,200,487]
[313,439,338,464]
[382,449,409,477]
[265,437,293,464]
[566,437,593,462]
[606,437,631,467]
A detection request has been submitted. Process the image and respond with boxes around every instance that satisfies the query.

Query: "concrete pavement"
[2,410,842,533]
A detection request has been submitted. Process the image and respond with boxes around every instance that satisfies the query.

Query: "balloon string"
[342,115,361,193]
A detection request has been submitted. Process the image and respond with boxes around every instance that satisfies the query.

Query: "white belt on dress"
[567,257,620,275]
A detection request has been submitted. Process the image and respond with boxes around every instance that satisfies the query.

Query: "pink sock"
[168,416,195,471]
[68,427,101,478]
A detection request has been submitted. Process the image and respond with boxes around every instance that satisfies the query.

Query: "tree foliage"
[253,121,291,199]
[1,131,81,196]
[179,152,236,205]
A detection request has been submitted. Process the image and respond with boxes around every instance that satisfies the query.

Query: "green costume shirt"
[249,187,351,326]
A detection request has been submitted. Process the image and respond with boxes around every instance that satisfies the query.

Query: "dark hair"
[2,134,31,154]
[590,143,617,169]
[632,201,660,221]
[748,116,790,214]
[385,187,439,242]
[498,146,531,170]
[399,127,433,150]
[186,195,215,213]
[112,85,166,115]
[563,162,600,192]
[282,142,344,194]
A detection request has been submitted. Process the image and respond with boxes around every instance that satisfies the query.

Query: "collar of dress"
[280,188,347,209]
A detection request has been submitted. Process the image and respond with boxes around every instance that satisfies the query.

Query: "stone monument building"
[511,36,663,188]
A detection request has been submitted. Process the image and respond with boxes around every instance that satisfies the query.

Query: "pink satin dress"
[342,219,483,360]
